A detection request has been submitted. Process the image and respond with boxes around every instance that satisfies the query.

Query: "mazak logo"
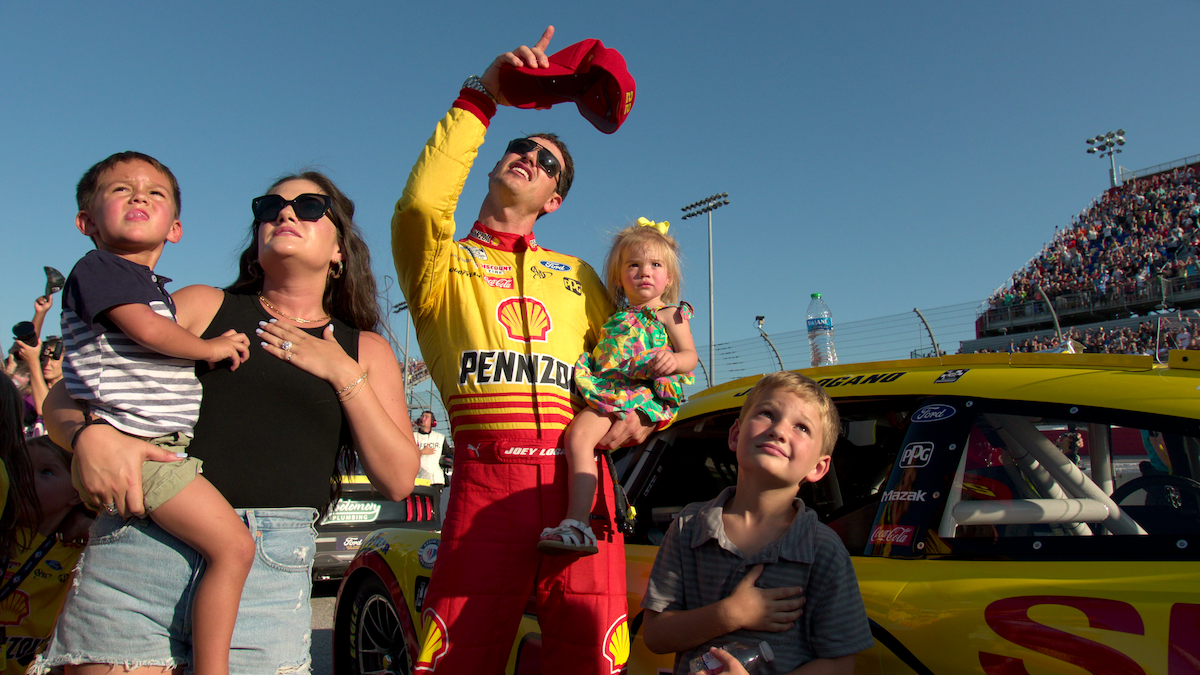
[496,296,552,342]
[418,539,439,569]
[912,404,955,423]
[480,263,512,275]
[415,608,449,672]
[563,277,582,296]
[540,260,572,272]
[603,615,630,674]
[484,276,514,289]
[899,442,935,468]
[869,525,914,545]
[881,489,927,503]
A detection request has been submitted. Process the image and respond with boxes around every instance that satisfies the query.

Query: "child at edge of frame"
[640,371,874,675]
[59,151,255,675]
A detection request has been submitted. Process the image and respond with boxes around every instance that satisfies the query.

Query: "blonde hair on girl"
[603,222,683,308]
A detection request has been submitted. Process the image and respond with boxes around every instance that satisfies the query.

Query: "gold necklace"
[258,294,329,324]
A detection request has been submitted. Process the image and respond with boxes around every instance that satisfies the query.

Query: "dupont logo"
[539,260,572,272]
[899,442,935,468]
[912,404,955,423]
[869,525,915,546]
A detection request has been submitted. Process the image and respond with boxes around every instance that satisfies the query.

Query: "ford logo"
[540,260,571,272]
[912,404,955,422]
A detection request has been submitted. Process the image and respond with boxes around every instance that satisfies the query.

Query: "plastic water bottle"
[688,641,775,674]
[807,293,838,367]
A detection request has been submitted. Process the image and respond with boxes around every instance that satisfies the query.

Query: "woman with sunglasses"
[35,171,420,675]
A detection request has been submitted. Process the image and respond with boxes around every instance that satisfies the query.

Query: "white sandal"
[538,518,599,556]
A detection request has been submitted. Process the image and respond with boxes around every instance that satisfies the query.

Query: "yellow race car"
[334,351,1200,674]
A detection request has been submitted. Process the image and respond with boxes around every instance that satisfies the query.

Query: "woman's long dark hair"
[228,171,381,332]
[228,170,383,512]
[1,377,42,553]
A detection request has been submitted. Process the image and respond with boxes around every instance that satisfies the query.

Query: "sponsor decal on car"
[869,524,914,545]
[418,539,439,570]
[361,532,390,555]
[540,260,572,272]
[321,500,382,524]
[414,576,430,612]
[912,404,956,422]
[816,372,905,388]
[881,489,927,503]
[338,536,364,551]
[899,442,935,468]
[935,369,969,383]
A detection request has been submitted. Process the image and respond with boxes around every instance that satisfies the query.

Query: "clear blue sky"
[4,1,1199,368]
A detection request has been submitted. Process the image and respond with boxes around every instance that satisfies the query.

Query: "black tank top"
[190,291,359,509]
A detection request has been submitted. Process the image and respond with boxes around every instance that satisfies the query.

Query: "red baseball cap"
[499,38,636,134]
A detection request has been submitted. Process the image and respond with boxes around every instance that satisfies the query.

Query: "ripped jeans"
[31,508,317,675]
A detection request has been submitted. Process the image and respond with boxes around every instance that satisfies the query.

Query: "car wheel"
[344,574,412,675]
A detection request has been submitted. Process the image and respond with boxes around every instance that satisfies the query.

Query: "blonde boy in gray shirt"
[642,371,873,674]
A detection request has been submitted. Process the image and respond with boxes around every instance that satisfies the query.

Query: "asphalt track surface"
[311,581,340,675]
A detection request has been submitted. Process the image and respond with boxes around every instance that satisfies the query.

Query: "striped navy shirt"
[642,486,874,674]
[60,250,201,439]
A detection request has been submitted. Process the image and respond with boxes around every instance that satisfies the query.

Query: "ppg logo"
[912,404,955,423]
[899,442,935,468]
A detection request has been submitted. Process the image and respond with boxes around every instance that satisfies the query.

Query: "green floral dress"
[574,302,695,423]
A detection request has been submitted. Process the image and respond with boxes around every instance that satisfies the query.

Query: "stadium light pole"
[1086,130,1126,189]
[682,192,730,388]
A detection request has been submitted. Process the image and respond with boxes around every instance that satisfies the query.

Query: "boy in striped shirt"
[60,151,254,675]
[641,371,873,674]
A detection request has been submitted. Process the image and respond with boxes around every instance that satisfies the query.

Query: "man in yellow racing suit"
[392,28,647,675]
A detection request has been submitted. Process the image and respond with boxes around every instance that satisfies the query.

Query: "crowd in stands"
[973,315,1198,356]
[988,165,1200,310]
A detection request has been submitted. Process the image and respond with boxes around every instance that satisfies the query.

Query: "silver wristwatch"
[462,75,497,102]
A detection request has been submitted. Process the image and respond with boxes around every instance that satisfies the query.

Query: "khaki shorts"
[72,431,203,514]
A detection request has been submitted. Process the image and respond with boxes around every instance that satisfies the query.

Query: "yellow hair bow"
[636,217,670,235]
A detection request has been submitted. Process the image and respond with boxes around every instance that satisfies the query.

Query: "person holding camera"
[14,337,63,438]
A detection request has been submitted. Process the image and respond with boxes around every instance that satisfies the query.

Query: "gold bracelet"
[336,371,368,396]
[338,379,365,403]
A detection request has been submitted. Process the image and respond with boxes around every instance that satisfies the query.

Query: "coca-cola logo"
[912,404,955,423]
[869,525,915,545]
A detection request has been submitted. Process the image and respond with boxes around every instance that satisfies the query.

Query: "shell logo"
[0,590,30,626]
[603,614,630,674]
[496,296,552,342]
[415,608,449,672]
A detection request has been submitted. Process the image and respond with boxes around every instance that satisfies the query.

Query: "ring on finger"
[281,340,293,351]
[103,502,118,516]
[286,351,293,362]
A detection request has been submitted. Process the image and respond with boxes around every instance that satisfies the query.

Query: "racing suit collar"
[465,222,540,252]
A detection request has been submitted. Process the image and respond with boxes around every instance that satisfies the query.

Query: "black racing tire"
[337,573,412,675]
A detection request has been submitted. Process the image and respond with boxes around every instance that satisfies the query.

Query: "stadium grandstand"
[973,154,1200,343]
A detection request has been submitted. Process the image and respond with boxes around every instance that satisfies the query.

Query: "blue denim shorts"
[31,507,317,675]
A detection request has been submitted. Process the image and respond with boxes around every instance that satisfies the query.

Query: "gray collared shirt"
[642,486,873,674]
